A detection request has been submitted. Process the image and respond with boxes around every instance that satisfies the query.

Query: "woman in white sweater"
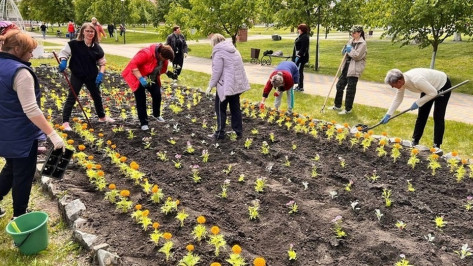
[206,34,250,140]
[381,68,451,152]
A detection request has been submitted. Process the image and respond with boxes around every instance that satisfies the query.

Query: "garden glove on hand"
[205,86,212,96]
[166,71,175,79]
[345,44,352,53]
[58,59,67,72]
[139,77,148,87]
[410,102,419,110]
[95,72,103,87]
[259,102,265,110]
[294,56,299,64]
[47,130,65,151]
[380,114,391,124]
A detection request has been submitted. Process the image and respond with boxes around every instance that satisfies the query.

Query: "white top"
[387,68,447,115]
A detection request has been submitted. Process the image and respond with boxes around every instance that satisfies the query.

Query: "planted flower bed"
[35,65,473,265]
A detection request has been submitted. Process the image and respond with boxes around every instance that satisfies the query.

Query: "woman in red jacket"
[122,44,174,130]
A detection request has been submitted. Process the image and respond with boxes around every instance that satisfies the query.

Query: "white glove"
[184,53,188,58]
[47,131,65,150]
[205,86,212,95]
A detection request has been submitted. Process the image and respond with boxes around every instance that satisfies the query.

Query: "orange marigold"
[394,137,401,143]
[142,210,149,217]
[97,170,104,177]
[461,158,468,165]
[163,232,172,240]
[67,139,74,145]
[108,183,116,190]
[115,153,121,158]
[196,215,206,224]
[430,147,437,153]
[152,222,160,229]
[382,132,388,136]
[111,144,116,149]
[120,156,127,162]
[253,257,266,266]
[55,124,61,129]
[86,163,93,169]
[343,123,349,128]
[130,161,139,170]
[232,244,242,254]
[95,164,102,170]
[368,130,374,135]
[62,133,68,138]
[210,226,220,235]
[431,154,439,160]
[72,117,79,122]
[120,190,130,197]
[451,151,458,157]
[379,139,386,146]
[135,204,142,210]
[98,133,104,137]
[186,244,195,252]
[107,140,112,145]
[411,148,419,155]
[89,128,94,132]
[337,128,343,133]
[78,144,86,151]
[152,185,159,193]
[176,199,180,205]
[210,263,221,266]
[88,155,94,160]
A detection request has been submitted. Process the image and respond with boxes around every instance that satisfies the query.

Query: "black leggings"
[133,83,162,126]
[334,62,358,111]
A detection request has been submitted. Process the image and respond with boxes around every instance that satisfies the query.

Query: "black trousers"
[134,83,161,126]
[62,73,105,122]
[214,93,243,139]
[0,140,38,217]
[334,62,358,111]
[296,61,305,89]
[412,78,451,146]
[172,54,184,77]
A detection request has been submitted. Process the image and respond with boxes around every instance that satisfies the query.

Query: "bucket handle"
[14,232,32,248]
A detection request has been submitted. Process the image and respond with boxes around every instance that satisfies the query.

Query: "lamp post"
[121,0,125,44]
[314,6,321,71]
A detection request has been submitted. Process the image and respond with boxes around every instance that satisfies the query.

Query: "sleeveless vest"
[68,40,104,79]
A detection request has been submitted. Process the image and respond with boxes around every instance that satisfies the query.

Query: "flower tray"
[40,148,74,179]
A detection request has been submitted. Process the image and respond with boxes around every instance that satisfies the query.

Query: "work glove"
[410,102,419,110]
[95,72,103,87]
[58,59,67,72]
[259,102,265,110]
[380,114,391,124]
[345,44,352,53]
[139,77,148,87]
[294,56,299,64]
[47,130,65,151]
[166,71,177,79]
[274,91,280,97]
[205,86,212,96]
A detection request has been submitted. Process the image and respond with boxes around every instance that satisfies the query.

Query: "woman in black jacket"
[291,24,310,92]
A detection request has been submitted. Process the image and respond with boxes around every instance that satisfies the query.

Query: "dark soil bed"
[35,66,473,265]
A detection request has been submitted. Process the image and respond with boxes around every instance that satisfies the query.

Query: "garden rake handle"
[363,79,470,132]
[52,51,92,127]
[320,53,347,113]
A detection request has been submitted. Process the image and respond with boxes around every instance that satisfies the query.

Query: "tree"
[129,0,155,26]
[363,0,473,68]
[19,0,75,25]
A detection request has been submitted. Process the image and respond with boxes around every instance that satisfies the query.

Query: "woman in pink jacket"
[122,44,174,130]
[205,34,250,140]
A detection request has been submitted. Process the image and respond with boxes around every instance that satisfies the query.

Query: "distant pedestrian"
[205,34,250,140]
[259,61,299,114]
[330,25,367,115]
[67,21,75,41]
[121,44,175,131]
[119,24,125,36]
[40,23,47,39]
[107,24,114,38]
[291,23,309,92]
[58,23,115,131]
[91,17,106,42]
[165,26,188,79]
[381,68,451,154]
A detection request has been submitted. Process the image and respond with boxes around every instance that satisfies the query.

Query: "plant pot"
[40,148,74,179]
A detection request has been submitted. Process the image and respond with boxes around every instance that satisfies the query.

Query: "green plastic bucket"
[5,211,49,255]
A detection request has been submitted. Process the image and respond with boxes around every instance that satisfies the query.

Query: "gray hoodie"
[208,40,250,102]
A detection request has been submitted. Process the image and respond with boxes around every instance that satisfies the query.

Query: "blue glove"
[294,57,299,64]
[139,77,148,87]
[410,102,419,110]
[58,59,67,72]
[95,72,103,87]
[345,44,352,53]
[380,114,391,124]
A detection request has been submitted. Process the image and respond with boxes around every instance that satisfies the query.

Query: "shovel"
[357,80,469,132]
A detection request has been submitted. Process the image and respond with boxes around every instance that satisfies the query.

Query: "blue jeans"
[0,140,38,217]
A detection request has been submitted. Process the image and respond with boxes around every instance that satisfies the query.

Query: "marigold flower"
[107,140,112,145]
[163,232,172,240]
[120,156,127,162]
[343,123,349,128]
[95,164,102,170]
[130,161,139,170]
[142,210,150,217]
[115,153,121,158]
[382,132,388,136]
[308,122,315,128]
[81,124,87,130]
[135,204,142,210]
[430,147,437,153]
[152,185,159,193]
[327,124,332,129]
[72,117,79,122]
[210,263,221,266]
[451,151,458,157]
[379,139,386,146]
[432,154,439,160]
[167,196,172,201]
[78,145,86,151]
[394,137,401,143]
[111,144,116,149]
[97,170,104,177]
[337,128,343,133]
[67,139,74,145]
[98,133,104,137]
[176,199,180,205]
[152,222,160,229]
[331,120,336,124]
[355,132,361,139]
[411,148,419,155]
[62,133,68,138]
[356,126,362,131]
[86,163,93,169]
[210,226,220,235]
[55,124,61,129]
[232,244,242,254]
[186,244,195,252]
[196,215,206,224]
[108,183,116,190]
[461,158,468,165]
[89,128,94,132]
[394,143,401,149]
[120,190,130,197]
[368,130,374,135]
[253,257,266,266]
[88,155,94,160]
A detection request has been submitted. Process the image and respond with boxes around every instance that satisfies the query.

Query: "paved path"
[31,32,473,124]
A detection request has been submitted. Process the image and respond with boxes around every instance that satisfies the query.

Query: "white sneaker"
[141,125,149,131]
[338,109,352,115]
[329,106,342,111]
[62,122,72,131]
[99,116,115,123]
[155,116,165,123]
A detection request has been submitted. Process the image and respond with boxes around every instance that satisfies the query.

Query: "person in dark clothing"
[58,22,115,131]
[165,26,188,79]
[291,23,310,92]
[107,24,114,38]
[40,23,47,39]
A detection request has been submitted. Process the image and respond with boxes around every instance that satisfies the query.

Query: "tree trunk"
[454,32,462,41]
[430,42,438,69]
[231,35,237,46]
